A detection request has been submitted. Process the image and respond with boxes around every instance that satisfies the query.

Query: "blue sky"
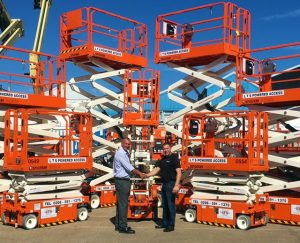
[4,0,300,91]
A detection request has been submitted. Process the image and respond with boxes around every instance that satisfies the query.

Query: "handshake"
[134,167,159,180]
[138,172,149,179]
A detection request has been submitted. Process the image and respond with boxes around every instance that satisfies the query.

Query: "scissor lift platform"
[0,46,66,108]
[236,42,300,107]
[155,2,250,66]
[60,7,148,69]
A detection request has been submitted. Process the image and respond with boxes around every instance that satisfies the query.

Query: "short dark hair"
[122,137,131,143]
[163,143,171,148]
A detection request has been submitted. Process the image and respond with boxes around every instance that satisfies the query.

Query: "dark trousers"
[161,181,176,229]
[115,179,131,230]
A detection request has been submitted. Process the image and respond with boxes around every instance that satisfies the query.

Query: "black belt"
[114,177,130,181]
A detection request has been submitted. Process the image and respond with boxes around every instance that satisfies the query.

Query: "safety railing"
[181,111,268,171]
[0,46,66,108]
[155,2,250,65]
[60,7,148,68]
[236,42,300,107]
[4,109,92,172]
[123,69,160,127]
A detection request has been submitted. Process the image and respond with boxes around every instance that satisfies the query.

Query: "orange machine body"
[175,185,194,210]
[268,193,300,226]
[128,182,158,220]
[188,194,268,229]
[1,192,90,229]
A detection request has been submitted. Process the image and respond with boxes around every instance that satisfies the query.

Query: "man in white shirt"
[113,137,145,234]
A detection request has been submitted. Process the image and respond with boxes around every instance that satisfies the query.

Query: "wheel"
[22,214,38,230]
[77,207,88,221]
[236,214,251,230]
[185,208,196,223]
[90,194,100,209]
[262,214,269,225]
[1,213,7,225]
[157,193,162,208]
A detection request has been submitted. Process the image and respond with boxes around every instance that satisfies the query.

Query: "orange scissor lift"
[59,7,148,161]
[123,69,160,220]
[180,111,269,230]
[0,37,94,230]
[59,7,161,212]
[236,42,300,226]
[154,2,270,229]
[1,109,93,230]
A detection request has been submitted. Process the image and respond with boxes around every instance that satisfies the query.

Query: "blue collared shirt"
[113,147,134,179]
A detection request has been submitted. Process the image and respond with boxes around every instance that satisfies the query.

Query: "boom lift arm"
[30,0,51,80]
[0,0,24,54]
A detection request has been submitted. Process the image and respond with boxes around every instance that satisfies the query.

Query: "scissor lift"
[3,109,92,199]
[4,109,92,173]
[180,111,269,229]
[236,41,300,225]
[155,2,250,153]
[60,7,149,163]
[181,111,268,201]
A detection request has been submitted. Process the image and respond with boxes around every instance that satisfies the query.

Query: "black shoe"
[119,227,135,234]
[163,227,174,232]
[116,226,132,231]
[155,225,166,229]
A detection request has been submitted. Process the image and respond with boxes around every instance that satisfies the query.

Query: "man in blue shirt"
[114,137,145,234]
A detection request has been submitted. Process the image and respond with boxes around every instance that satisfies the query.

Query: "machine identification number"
[95,185,116,191]
[178,189,189,194]
[269,197,288,204]
[48,157,87,163]
[243,90,284,99]
[94,46,122,57]
[291,205,300,215]
[159,48,189,56]
[41,207,57,219]
[0,91,28,99]
[43,198,83,207]
[191,199,231,208]
[188,157,227,164]
[217,208,234,220]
